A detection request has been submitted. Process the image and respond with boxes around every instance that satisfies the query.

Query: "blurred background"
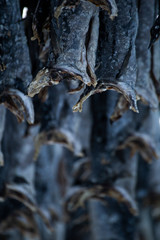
[0,0,160,239]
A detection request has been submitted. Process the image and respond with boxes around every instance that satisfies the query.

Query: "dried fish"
[0,0,32,91]
[0,89,34,124]
[0,114,53,233]
[73,81,138,113]
[118,132,159,163]
[28,0,99,97]
[0,0,34,122]
[65,184,138,215]
[73,0,138,113]
[34,129,74,160]
[136,0,158,108]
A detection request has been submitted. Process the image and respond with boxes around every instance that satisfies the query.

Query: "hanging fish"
[73,0,139,113]
[136,0,158,108]
[28,0,99,97]
[0,0,34,124]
